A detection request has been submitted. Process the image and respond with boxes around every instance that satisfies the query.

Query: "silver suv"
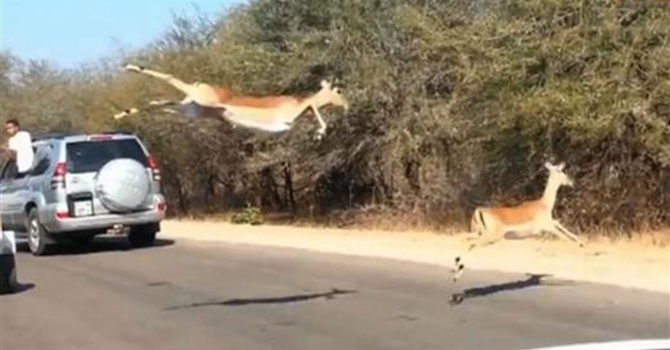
[0,132,166,256]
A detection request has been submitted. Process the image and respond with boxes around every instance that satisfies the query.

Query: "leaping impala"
[113,64,350,140]
[452,161,586,282]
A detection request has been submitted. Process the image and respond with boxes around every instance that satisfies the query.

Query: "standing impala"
[453,161,585,281]
[114,64,350,140]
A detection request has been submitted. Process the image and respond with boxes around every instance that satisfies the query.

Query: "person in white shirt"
[2,119,34,178]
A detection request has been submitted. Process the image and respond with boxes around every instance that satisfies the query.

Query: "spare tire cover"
[95,158,150,212]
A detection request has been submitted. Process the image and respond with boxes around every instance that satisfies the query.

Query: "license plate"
[73,200,93,217]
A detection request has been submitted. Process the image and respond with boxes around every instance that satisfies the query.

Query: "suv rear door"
[64,136,154,216]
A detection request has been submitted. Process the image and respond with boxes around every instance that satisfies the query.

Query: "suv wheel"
[27,209,51,256]
[127,223,158,248]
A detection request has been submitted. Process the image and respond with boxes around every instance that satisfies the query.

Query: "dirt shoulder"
[159,220,669,294]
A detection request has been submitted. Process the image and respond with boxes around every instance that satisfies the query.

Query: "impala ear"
[544,162,553,170]
[320,79,331,89]
[557,162,566,171]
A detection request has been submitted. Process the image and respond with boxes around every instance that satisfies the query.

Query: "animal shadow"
[146,281,171,287]
[164,288,357,311]
[449,273,574,306]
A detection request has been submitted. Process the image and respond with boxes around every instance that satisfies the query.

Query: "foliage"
[230,204,264,225]
[2,0,668,235]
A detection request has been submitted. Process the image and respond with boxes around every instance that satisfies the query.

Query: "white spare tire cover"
[95,158,150,212]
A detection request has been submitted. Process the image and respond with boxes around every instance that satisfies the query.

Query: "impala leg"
[464,232,480,242]
[113,108,140,120]
[453,222,488,282]
[149,99,179,107]
[162,109,178,115]
[452,256,465,282]
[453,237,501,282]
[309,105,328,140]
[113,99,181,120]
[552,220,585,247]
[123,64,194,95]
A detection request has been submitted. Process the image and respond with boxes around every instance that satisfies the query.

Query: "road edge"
[158,220,670,295]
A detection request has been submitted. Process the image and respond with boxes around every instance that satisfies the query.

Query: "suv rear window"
[66,138,148,174]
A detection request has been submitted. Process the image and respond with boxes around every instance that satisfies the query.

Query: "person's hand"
[0,143,12,157]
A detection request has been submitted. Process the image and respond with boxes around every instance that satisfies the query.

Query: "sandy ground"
[160,220,670,294]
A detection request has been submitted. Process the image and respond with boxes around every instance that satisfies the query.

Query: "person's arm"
[0,142,15,159]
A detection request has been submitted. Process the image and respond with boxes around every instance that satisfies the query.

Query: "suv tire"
[27,208,52,256]
[127,223,158,248]
[95,158,151,213]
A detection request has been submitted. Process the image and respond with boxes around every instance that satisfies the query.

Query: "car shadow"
[16,236,175,256]
[449,273,578,306]
[0,282,35,297]
[164,288,357,311]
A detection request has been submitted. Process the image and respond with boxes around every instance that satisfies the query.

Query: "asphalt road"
[1,236,668,350]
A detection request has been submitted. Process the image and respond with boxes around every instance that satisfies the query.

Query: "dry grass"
[584,228,670,248]
[168,211,670,248]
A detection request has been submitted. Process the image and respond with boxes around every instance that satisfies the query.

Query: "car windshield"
[66,139,148,174]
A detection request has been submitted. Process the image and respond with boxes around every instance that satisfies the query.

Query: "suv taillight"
[147,155,161,181]
[51,162,67,189]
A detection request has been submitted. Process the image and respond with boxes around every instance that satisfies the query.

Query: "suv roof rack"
[32,132,78,142]
[32,130,135,142]
[100,130,134,135]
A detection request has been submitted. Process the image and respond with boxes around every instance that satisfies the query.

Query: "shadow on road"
[16,237,175,256]
[164,288,357,311]
[449,273,577,306]
[0,282,35,297]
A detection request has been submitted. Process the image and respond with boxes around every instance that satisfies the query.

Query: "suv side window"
[0,146,38,182]
[30,144,52,177]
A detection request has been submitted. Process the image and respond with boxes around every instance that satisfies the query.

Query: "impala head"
[318,79,349,111]
[544,161,573,187]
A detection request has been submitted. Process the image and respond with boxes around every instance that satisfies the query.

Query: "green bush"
[230,205,263,226]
